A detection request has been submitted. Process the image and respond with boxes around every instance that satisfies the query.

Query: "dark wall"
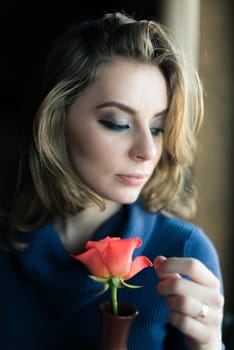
[1,1,160,110]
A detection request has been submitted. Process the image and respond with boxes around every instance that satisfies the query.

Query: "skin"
[66,59,167,205]
[154,256,224,350]
[64,58,224,349]
[58,58,168,253]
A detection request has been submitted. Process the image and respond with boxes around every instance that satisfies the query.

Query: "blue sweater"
[0,201,223,350]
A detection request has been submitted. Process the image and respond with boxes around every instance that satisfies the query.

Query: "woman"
[0,12,224,349]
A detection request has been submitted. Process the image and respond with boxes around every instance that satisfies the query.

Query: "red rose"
[71,236,153,315]
[72,236,152,280]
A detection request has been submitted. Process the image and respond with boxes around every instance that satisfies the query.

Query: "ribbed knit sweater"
[0,200,224,349]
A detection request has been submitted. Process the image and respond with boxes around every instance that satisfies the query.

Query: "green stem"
[110,279,118,316]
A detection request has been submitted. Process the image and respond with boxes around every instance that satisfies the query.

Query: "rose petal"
[86,237,120,254]
[72,248,110,277]
[72,236,152,281]
[102,238,142,277]
[123,256,153,280]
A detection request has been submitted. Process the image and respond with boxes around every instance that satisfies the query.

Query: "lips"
[115,174,148,186]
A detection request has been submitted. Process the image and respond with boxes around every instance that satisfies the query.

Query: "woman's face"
[66,59,168,204]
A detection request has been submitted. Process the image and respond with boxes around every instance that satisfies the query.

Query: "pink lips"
[115,174,148,186]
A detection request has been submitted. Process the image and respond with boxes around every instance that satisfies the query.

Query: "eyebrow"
[96,101,168,118]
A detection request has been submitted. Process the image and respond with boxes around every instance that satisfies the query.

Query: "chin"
[96,188,142,205]
[110,192,141,205]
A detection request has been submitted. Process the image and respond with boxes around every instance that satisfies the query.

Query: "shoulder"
[156,212,223,283]
[132,200,204,242]
[156,212,215,252]
[132,201,222,279]
[156,211,200,234]
[156,212,209,249]
[157,214,222,280]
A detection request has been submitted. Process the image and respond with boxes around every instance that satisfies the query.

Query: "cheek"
[154,138,164,162]
[68,138,96,161]
[66,128,114,163]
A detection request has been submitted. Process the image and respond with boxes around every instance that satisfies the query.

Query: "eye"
[98,120,130,132]
[150,127,164,136]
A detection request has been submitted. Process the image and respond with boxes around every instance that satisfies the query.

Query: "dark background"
[0,1,160,109]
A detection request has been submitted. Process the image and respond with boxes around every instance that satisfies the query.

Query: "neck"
[55,201,121,254]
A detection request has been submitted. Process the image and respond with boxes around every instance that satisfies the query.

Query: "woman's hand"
[154,256,224,350]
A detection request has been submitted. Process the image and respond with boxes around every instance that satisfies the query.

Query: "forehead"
[78,58,168,113]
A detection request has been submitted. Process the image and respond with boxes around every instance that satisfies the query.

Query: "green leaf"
[89,275,109,283]
[95,282,110,296]
[89,275,110,296]
[120,279,143,289]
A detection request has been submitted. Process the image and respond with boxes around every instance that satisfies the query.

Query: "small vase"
[99,301,139,350]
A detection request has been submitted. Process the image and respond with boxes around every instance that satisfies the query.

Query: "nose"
[129,129,158,162]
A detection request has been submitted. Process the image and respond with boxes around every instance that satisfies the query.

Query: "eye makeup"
[97,111,131,132]
[98,119,130,131]
[148,115,165,136]
[96,101,167,135]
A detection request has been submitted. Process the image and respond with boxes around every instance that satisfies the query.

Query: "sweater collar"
[16,200,157,317]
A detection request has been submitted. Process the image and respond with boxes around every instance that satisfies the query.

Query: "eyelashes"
[98,120,164,136]
[150,127,164,136]
[98,120,130,131]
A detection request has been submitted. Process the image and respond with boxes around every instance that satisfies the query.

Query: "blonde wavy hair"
[2,12,203,247]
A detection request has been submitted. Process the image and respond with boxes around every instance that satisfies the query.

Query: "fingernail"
[154,256,166,269]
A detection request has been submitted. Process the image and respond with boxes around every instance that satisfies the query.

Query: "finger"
[166,295,222,325]
[168,311,221,345]
[157,277,224,308]
[154,256,181,280]
[167,295,206,319]
[155,257,220,289]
